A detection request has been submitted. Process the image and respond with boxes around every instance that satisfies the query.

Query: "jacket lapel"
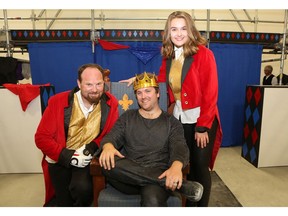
[181,56,194,84]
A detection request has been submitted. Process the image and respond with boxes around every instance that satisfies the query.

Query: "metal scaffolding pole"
[91,9,95,53]
[0,16,285,25]
[279,9,288,85]
[3,9,11,57]
[206,9,210,48]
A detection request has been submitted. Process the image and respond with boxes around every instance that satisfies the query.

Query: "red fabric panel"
[98,39,130,50]
[3,83,50,111]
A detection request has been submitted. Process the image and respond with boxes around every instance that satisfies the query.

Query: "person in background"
[120,11,223,207]
[98,72,203,207]
[276,72,288,85]
[35,63,119,207]
[262,65,278,85]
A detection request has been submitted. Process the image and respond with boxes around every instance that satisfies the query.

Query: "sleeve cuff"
[195,126,209,133]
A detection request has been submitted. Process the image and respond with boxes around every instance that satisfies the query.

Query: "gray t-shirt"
[100,109,189,170]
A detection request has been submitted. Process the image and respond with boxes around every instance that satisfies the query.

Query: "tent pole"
[279,9,288,85]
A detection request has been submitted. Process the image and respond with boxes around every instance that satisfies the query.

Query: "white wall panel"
[0,89,43,173]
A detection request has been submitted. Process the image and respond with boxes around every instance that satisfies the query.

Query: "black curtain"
[0,57,18,85]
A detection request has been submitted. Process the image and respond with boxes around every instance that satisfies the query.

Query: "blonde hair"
[161,11,207,58]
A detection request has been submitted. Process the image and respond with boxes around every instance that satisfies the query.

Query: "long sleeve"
[168,115,189,168]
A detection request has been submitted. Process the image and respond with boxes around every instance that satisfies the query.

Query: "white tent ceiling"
[1,9,288,77]
[0,9,287,33]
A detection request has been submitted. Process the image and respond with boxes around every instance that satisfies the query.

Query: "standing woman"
[158,11,223,207]
[120,11,223,207]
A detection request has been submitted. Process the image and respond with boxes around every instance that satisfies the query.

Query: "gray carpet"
[209,171,242,207]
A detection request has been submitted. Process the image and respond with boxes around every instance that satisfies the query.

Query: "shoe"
[179,180,203,202]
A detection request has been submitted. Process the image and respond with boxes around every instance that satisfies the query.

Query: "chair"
[90,157,189,207]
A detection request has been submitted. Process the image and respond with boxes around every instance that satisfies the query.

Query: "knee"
[70,180,92,196]
[141,194,166,207]
[70,181,93,206]
[141,186,168,207]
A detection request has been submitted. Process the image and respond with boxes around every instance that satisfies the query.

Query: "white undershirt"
[76,90,94,119]
[173,100,200,124]
[174,46,183,60]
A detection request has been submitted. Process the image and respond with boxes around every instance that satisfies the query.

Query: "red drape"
[3,83,50,111]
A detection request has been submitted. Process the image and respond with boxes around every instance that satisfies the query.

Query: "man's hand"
[99,143,124,170]
[158,161,183,191]
[70,145,93,168]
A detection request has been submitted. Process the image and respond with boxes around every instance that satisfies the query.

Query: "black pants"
[48,163,93,207]
[182,117,218,207]
[101,158,179,207]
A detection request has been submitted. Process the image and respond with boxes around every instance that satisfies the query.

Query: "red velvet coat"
[158,45,223,170]
[35,88,119,205]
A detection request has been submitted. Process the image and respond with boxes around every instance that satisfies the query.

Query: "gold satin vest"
[66,94,101,150]
[169,54,184,100]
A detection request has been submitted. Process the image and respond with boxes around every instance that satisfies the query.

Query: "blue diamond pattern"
[41,87,55,111]
[275,35,279,41]
[253,109,260,125]
[226,33,230,39]
[236,33,240,39]
[245,105,252,121]
[155,31,160,37]
[100,31,105,37]
[242,143,248,157]
[42,89,48,107]
[250,147,257,163]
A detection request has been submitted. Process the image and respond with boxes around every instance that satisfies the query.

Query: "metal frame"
[1,9,288,56]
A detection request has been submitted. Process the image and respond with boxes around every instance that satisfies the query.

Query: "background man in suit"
[262,65,278,85]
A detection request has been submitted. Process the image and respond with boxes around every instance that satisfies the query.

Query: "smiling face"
[170,17,189,48]
[77,67,104,107]
[135,86,160,112]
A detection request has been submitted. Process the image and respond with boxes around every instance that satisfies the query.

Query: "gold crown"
[133,72,159,91]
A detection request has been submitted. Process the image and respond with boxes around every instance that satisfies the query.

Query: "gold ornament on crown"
[133,72,159,91]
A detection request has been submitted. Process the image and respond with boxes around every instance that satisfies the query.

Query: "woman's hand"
[195,132,209,148]
[119,77,136,87]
